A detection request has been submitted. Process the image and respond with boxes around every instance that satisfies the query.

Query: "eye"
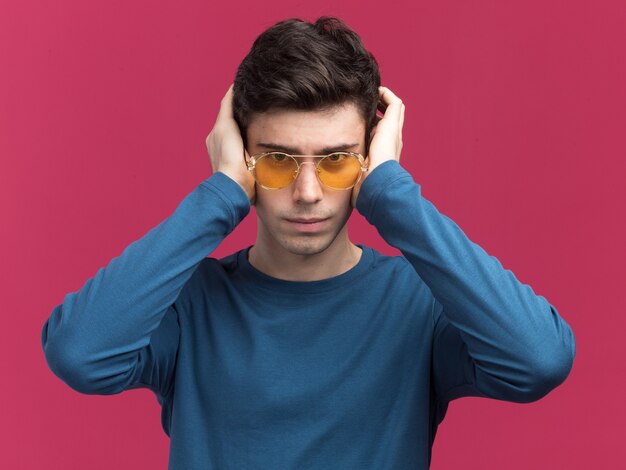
[268,152,290,162]
[327,152,348,162]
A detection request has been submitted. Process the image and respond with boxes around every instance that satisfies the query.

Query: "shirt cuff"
[355,160,414,221]
[200,172,251,230]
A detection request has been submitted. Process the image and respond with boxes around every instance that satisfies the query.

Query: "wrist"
[219,169,255,202]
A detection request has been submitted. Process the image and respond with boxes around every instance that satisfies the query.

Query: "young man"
[41,17,576,469]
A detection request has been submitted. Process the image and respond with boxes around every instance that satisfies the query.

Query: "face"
[246,102,367,257]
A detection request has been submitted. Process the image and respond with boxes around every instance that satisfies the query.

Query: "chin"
[276,231,342,257]
[282,238,334,257]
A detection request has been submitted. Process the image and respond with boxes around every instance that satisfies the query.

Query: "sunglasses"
[245,151,369,190]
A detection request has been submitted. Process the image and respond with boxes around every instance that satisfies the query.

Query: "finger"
[379,86,401,103]
[378,86,403,122]
[217,83,235,120]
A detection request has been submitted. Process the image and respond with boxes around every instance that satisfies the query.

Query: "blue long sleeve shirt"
[41,160,576,469]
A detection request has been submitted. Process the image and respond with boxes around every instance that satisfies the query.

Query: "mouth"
[287,218,328,223]
[285,217,330,232]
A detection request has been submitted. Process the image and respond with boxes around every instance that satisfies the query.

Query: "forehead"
[246,102,366,154]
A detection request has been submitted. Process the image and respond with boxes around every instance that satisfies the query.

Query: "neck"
[248,230,362,282]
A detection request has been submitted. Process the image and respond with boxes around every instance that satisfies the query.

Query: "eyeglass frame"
[244,151,369,190]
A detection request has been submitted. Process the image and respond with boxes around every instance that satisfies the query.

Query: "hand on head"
[351,86,405,208]
[205,84,256,204]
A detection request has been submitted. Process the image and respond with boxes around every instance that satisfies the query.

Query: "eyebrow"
[255,142,360,155]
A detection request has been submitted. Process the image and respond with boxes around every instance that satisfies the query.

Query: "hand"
[205,83,256,203]
[351,86,405,208]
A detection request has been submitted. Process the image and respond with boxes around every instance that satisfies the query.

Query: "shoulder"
[361,245,435,327]
[367,245,418,277]
[203,250,240,274]
[364,245,431,294]
[174,248,245,306]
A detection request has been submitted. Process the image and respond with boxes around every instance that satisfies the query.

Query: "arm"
[41,171,250,396]
[354,87,575,405]
[356,160,576,404]
[41,85,254,398]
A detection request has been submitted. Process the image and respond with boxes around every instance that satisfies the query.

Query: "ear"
[243,149,252,168]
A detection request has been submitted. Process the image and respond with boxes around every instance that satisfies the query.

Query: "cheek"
[331,191,353,210]
[324,195,353,224]
[254,190,287,218]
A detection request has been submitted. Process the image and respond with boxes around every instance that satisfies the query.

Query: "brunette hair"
[232,16,381,151]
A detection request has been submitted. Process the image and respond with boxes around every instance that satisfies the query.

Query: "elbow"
[512,304,577,403]
[520,354,575,403]
[41,318,134,395]
[474,320,577,404]
[517,332,577,403]
[42,330,100,394]
[41,305,94,393]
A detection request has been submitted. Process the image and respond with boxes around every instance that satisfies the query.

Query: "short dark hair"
[233,16,381,151]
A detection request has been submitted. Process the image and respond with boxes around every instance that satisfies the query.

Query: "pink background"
[2,0,624,468]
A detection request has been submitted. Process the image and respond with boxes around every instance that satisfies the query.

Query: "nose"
[292,161,323,204]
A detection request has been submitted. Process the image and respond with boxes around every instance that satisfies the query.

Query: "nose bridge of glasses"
[291,155,320,172]
[292,155,323,164]
[294,160,320,182]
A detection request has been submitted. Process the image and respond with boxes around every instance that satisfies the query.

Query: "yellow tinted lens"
[318,153,362,189]
[254,153,298,188]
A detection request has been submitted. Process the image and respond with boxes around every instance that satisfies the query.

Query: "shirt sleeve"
[41,172,250,399]
[356,160,576,405]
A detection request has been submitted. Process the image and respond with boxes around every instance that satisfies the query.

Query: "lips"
[286,218,328,223]
[285,217,329,232]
